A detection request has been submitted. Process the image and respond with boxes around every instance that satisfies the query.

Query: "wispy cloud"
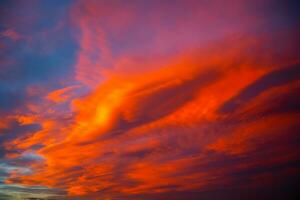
[1,0,300,199]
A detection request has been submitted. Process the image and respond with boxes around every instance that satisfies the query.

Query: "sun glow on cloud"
[1,0,300,199]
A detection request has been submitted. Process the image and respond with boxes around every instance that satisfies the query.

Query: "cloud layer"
[1,0,300,199]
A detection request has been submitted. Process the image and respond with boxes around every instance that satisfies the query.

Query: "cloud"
[4,29,300,198]
[0,29,21,41]
[1,0,300,199]
[46,85,81,103]
[218,64,300,114]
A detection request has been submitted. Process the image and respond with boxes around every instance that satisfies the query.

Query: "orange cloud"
[5,28,300,198]
[46,85,80,103]
[3,1,300,198]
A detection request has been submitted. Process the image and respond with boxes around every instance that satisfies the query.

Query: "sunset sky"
[0,0,300,199]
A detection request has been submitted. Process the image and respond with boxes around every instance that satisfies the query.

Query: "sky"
[0,0,300,199]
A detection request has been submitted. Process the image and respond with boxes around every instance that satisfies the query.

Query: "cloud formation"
[1,0,300,199]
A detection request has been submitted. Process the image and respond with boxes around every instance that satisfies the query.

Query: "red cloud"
[3,1,300,199]
[5,29,300,198]
[0,29,21,41]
